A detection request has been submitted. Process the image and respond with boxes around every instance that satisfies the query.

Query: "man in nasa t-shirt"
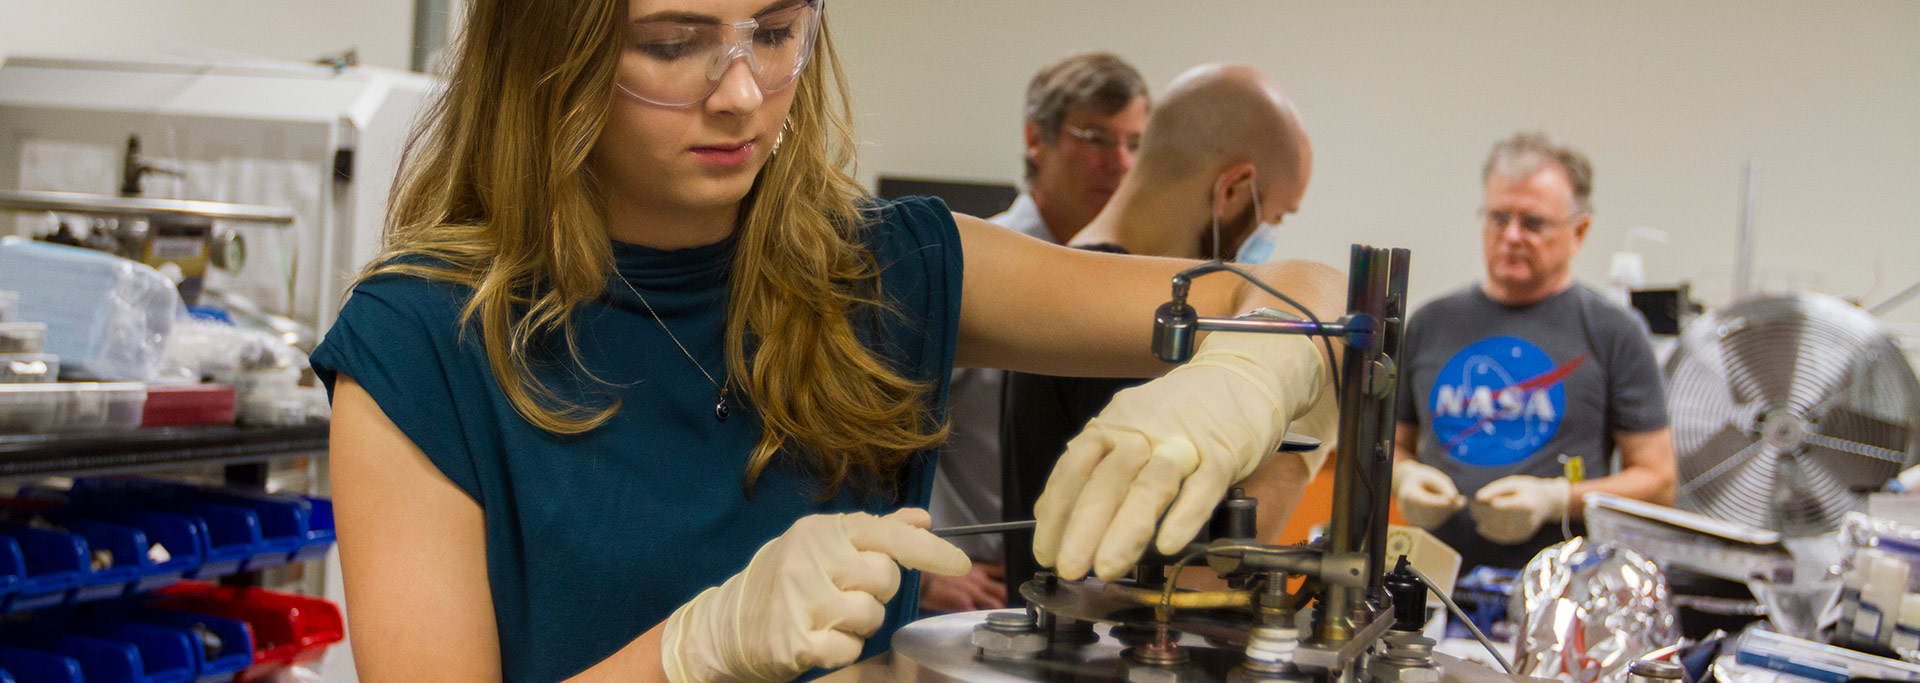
[1392,132,1675,570]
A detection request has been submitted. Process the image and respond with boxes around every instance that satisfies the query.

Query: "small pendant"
[715,390,730,421]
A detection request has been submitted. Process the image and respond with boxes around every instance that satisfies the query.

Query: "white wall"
[831,1,1920,325]
[0,0,414,70]
[2,0,1916,315]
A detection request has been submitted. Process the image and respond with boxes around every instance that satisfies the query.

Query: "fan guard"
[1668,292,1920,536]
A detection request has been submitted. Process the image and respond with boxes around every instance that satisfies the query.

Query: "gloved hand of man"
[1392,460,1467,530]
[1469,475,1571,545]
[1033,330,1328,582]
[661,509,970,683]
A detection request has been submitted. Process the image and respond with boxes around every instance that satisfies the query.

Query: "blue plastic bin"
[94,481,312,572]
[78,622,199,683]
[0,526,87,614]
[0,646,81,683]
[288,496,335,564]
[130,608,252,683]
[91,510,205,595]
[0,537,25,606]
[59,520,146,604]
[24,632,173,683]
[66,481,271,578]
[24,500,208,599]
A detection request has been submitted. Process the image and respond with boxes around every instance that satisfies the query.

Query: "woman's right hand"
[661,509,971,683]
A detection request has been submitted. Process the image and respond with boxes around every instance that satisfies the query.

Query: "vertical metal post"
[1314,246,1411,645]
[1367,249,1411,598]
[1319,246,1378,642]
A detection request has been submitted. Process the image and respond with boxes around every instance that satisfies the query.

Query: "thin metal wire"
[1405,563,1513,674]
[1172,260,1345,407]
[1157,548,1213,623]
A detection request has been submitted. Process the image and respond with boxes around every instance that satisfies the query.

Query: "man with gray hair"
[1390,132,1676,571]
[925,52,1150,612]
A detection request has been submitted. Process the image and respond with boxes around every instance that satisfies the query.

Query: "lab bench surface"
[0,423,328,481]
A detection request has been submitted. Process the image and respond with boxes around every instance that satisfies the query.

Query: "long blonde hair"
[367,0,945,496]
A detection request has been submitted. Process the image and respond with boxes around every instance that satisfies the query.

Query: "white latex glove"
[1469,475,1572,545]
[1032,330,1327,581]
[1392,460,1467,530]
[661,509,970,683]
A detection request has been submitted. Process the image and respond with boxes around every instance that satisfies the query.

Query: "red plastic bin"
[140,385,237,428]
[146,583,342,682]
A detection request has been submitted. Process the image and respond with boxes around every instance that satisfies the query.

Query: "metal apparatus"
[0,135,298,305]
[1667,291,1920,536]
[891,246,1537,682]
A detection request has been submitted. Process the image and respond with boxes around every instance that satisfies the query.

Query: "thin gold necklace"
[615,273,731,421]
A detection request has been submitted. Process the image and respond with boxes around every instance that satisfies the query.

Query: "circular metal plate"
[890,610,1250,683]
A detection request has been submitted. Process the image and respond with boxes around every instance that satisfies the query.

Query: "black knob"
[1385,557,1427,631]
[1209,488,1258,541]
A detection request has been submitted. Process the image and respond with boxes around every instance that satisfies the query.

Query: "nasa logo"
[1428,336,1581,467]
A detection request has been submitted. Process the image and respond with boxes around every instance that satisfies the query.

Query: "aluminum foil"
[1509,536,1680,682]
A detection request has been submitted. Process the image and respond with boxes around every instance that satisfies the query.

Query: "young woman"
[317,0,1343,681]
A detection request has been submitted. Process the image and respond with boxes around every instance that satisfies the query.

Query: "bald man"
[1000,64,1329,601]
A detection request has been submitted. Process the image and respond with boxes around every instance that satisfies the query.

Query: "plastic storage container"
[58,486,262,580]
[0,382,146,433]
[0,525,87,613]
[0,354,59,383]
[6,493,210,598]
[0,646,81,683]
[141,385,237,428]
[0,537,25,608]
[149,584,344,682]
[0,238,180,381]
[0,322,44,353]
[128,608,253,683]
[84,510,206,596]
[70,480,329,573]
[11,629,197,683]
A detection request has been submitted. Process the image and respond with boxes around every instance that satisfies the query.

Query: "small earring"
[771,120,790,156]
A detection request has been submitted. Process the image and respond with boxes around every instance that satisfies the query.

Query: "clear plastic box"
[0,382,146,433]
[0,321,40,353]
[0,354,59,383]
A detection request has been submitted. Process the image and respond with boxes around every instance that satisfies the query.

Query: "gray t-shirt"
[1396,283,1668,569]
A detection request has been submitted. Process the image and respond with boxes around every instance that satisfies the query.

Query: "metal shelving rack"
[0,424,327,483]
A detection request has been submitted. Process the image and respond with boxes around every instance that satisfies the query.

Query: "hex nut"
[1126,664,1204,683]
[971,627,1047,660]
[1367,657,1440,683]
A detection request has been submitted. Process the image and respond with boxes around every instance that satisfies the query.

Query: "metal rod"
[931,520,1036,538]
[1869,278,1920,317]
[1194,317,1347,337]
[0,189,296,225]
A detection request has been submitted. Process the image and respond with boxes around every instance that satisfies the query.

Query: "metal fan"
[1668,292,1920,536]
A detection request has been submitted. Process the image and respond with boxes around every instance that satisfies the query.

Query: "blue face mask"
[1235,221,1284,263]
[1214,172,1282,263]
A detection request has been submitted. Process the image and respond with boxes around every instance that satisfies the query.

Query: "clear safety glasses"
[616,0,825,107]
